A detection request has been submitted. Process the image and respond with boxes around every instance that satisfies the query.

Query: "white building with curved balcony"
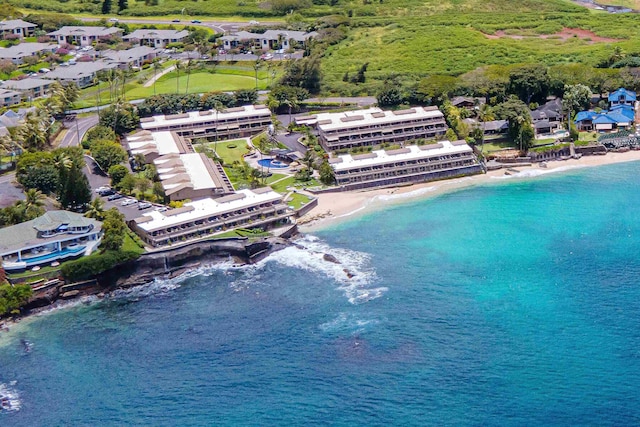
[0,211,102,271]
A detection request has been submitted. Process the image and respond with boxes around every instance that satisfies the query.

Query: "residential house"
[0,210,102,271]
[0,19,37,39]
[462,118,508,136]
[0,42,56,64]
[1,77,53,100]
[130,188,292,247]
[41,60,117,88]
[530,98,563,135]
[122,29,189,48]
[0,88,21,107]
[220,29,317,52]
[329,141,482,191]
[0,107,36,128]
[48,26,123,46]
[102,46,159,69]
[608,88,636,107]
[451,96,485,110]
[295,107,448,152]
[574,109,633,132]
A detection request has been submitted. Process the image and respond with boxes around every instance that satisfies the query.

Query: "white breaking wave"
[255,235,387,304]
[492,165,580,180]
[0,381,21,412]
[375,185,438,202]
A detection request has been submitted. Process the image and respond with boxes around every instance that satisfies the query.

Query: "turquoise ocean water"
[3,162,640,425]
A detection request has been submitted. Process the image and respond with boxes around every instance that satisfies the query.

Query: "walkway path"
[144,65,176,88]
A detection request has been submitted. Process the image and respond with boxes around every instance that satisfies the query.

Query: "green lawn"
[579,132,599,142]
[287,192,313,210]
[270,176,296,193]
[125,72,265,100]
[264,173,288,185]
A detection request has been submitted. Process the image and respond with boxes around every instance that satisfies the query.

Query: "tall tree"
[118,0,128,11]
[58,164,91,211]
[562,84,592,120]
[85,198,105,221]
[508,64,551,104]
[102,0,112,15]
[101,208,126,252]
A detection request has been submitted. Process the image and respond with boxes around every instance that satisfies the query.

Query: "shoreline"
[299,151,640,231]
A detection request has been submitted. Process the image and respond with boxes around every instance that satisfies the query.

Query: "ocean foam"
[319,312,380,334]
[256,235,387,305]
[0,382,21,412]
[492,165,580,180]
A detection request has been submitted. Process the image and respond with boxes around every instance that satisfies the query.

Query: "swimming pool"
[257,159,288,169]
[22,245,86,266]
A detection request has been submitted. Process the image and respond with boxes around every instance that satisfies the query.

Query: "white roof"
[127,131,182,156]
[140,105,271,130]
[48,26,123,37]
[155,153,215,191]
[136,189,283,232]
[331,142,473,172]
[0,43,56,59]
[301,107,445,132]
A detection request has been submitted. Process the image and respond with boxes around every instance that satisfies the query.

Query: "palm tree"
[283,98,299,124]
[17,112,49,151]
[175,61,182,94]
[184,59,193,95]
[253,59,262,91]
[23,188,46,219]
[152,61,161,96]
[84,197,105,220]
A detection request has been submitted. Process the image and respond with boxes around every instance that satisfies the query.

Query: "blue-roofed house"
[608,88,636,107]
[575,109,633,132]
[610,103,635,120]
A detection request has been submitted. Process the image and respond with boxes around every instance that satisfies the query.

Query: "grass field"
[598,0,640,8]
[207,139,250,164]
[125,72,263,99]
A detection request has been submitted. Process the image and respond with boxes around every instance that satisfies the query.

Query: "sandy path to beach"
[299,151,640,231]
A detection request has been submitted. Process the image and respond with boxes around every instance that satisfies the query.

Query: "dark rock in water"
[323,253,341,264]
[343,268,355,279]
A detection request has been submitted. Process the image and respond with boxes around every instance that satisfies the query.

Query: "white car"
[94,186,110,193]
[249,20,259,25]
[121,199,138,206]
[109,18,119,22]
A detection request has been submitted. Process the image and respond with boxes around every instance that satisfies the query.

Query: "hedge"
[61,250,140,283]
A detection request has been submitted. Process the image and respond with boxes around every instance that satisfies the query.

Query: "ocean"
[2,162,640,426]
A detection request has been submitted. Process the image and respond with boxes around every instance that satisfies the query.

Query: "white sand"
[298,151,640,231]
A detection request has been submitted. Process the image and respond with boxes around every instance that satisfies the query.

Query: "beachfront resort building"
[139,105,272,141]
[126,130,234,202]
[0,211,102,271]
[154,152,234,202]
[329,141,482,191]
[295,107,448,152]
[130,188,292,247]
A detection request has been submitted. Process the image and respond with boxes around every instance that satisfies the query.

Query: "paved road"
[60,115,100,148]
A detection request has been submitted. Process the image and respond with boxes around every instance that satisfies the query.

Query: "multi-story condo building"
[123,29,189,48]
[130,188,292,247]
[139,105,272,141]
[0,211,102,271]
[126,131,193,163]
[295,107,448,152]
[48,26,123,46]
[154,152,234,202]
[329,141,482,191]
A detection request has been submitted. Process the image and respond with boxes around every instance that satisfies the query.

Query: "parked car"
[94,186,110,193]
[138,202,152,210]
[98,189,115,196]
[121,199,138,206]
[107,193,124,201]
[156,206,169,212]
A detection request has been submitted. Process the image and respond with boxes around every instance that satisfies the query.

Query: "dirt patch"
[483,28,621,44]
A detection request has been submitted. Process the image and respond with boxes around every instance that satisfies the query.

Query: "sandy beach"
[299,150,640,231]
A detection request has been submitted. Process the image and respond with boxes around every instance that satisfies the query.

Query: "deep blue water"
[3,162,640,425]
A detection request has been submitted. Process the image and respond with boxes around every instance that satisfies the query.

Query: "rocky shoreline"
[1,233,295,327]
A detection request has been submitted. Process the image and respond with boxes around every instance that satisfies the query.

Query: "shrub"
[61,250,140,282]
